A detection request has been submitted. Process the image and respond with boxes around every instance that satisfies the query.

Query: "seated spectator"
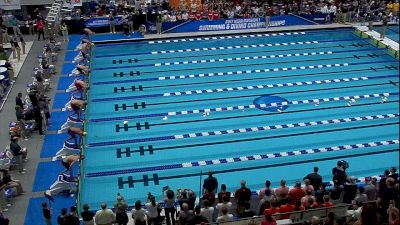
[65,206,80,225]
[278,201,295,219]
[364,177,377,201]
[138,24,146,35]
[388,202,399,225]
[342,177,358,204]
[200,199,214,223]
[329,181,343,203]
[303,179,315,195]
[321,196,334,208]
[216,195,232,216]
[261,210,277,225]
[274,179,289,206]
[2,170,24,195]
[114,195,128,225]
[201,190,215,206]
[177,203,193,225]
[378,178,398,212]
[188,206,208,225]
[217,184,230,203]
[289,181,306,204]
[301,190,317,209]
[354,186,368,204]
[353,204,379,225]
[239,201,255,218]
[216,206,233,223]
[235,180,251,214]
[315,183,329,205]
[324,212,335,225]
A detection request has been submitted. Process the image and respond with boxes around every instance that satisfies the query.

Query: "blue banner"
[162,15,314,33]
[85,16,124,28]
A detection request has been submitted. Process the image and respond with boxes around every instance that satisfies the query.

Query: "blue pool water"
[81,28,399,209]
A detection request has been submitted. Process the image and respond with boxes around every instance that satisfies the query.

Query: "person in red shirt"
[234,180,251,214]
[261,209,277,225]
[279,202,295,219]
[321,196,334,208]
[289,181,306,204]
[37,19,45,40]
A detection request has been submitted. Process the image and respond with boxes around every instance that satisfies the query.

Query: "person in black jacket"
[9,137,27,174]
[42,202,52,225]
[57,208,67,225]
[15,92,24,109]
[33,105,43,135]
[65,206,80,225]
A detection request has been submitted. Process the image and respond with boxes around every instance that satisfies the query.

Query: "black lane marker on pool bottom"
[116,122,150,132]
[107,52,387,76]
[114,102,146,111]
[112,120,399,158]
[114,148,399,189]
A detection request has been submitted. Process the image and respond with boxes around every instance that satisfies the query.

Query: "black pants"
[38,30,45,40]
[164,208,175,225]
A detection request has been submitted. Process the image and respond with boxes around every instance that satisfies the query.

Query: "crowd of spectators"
[48,166,399,225]
[73,0,399,26]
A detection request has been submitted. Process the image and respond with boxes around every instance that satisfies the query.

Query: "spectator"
[259,180,274,203]
[289,181,306,204]
[132,200,146,225]
[162,189,176,225]
[278,201,295,219]
[109,13,116,34]
[80,204,95,225]
[114,194,128,225]
[201,189,215,206]
[177,203,193,225]
[321,196,334,208]
[216,195,232,216]
[324,212,335,225]
[379,170,391,196]
[261,210,277,225]
[388,202,400,225]
[378,178,398,212]
[94,203,115,225]
[145,195,160,225]
[200,199,214,223]
[203,171,218,194]
[303,179,315,195]
[329,181,343,203]
[389,167,399,183]
[2,170,24,195]
[235,180,252,214]
[364,177,377,201]
[239,201,255,218]
[15,92,24,109]
[315,183,329,205]
[37,19,45,41]
[216,206,234,223]
[355,186,368,204]
[217,184,230,203]
[9,137,27,174]
[188,206,207,225]
[42,202,52,225]
[274,179,289,205]
[343,177,358,204]
[65,206,80,225]
[332,161,347,185]
[303,167,323,191]
[353,204,379,225]
[301,190,317,208]
[57,208,68,225]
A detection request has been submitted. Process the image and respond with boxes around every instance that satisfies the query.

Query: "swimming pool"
[81,28,399,209]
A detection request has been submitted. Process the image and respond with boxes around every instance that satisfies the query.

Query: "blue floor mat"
[41,134,69,158]
[48,111,70,131]
[61,63,77,75]
[65,51,78,61]
[52,93,72,109]
[33,161,79,192]
[25,196,76,225]
[57,76,84,90]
